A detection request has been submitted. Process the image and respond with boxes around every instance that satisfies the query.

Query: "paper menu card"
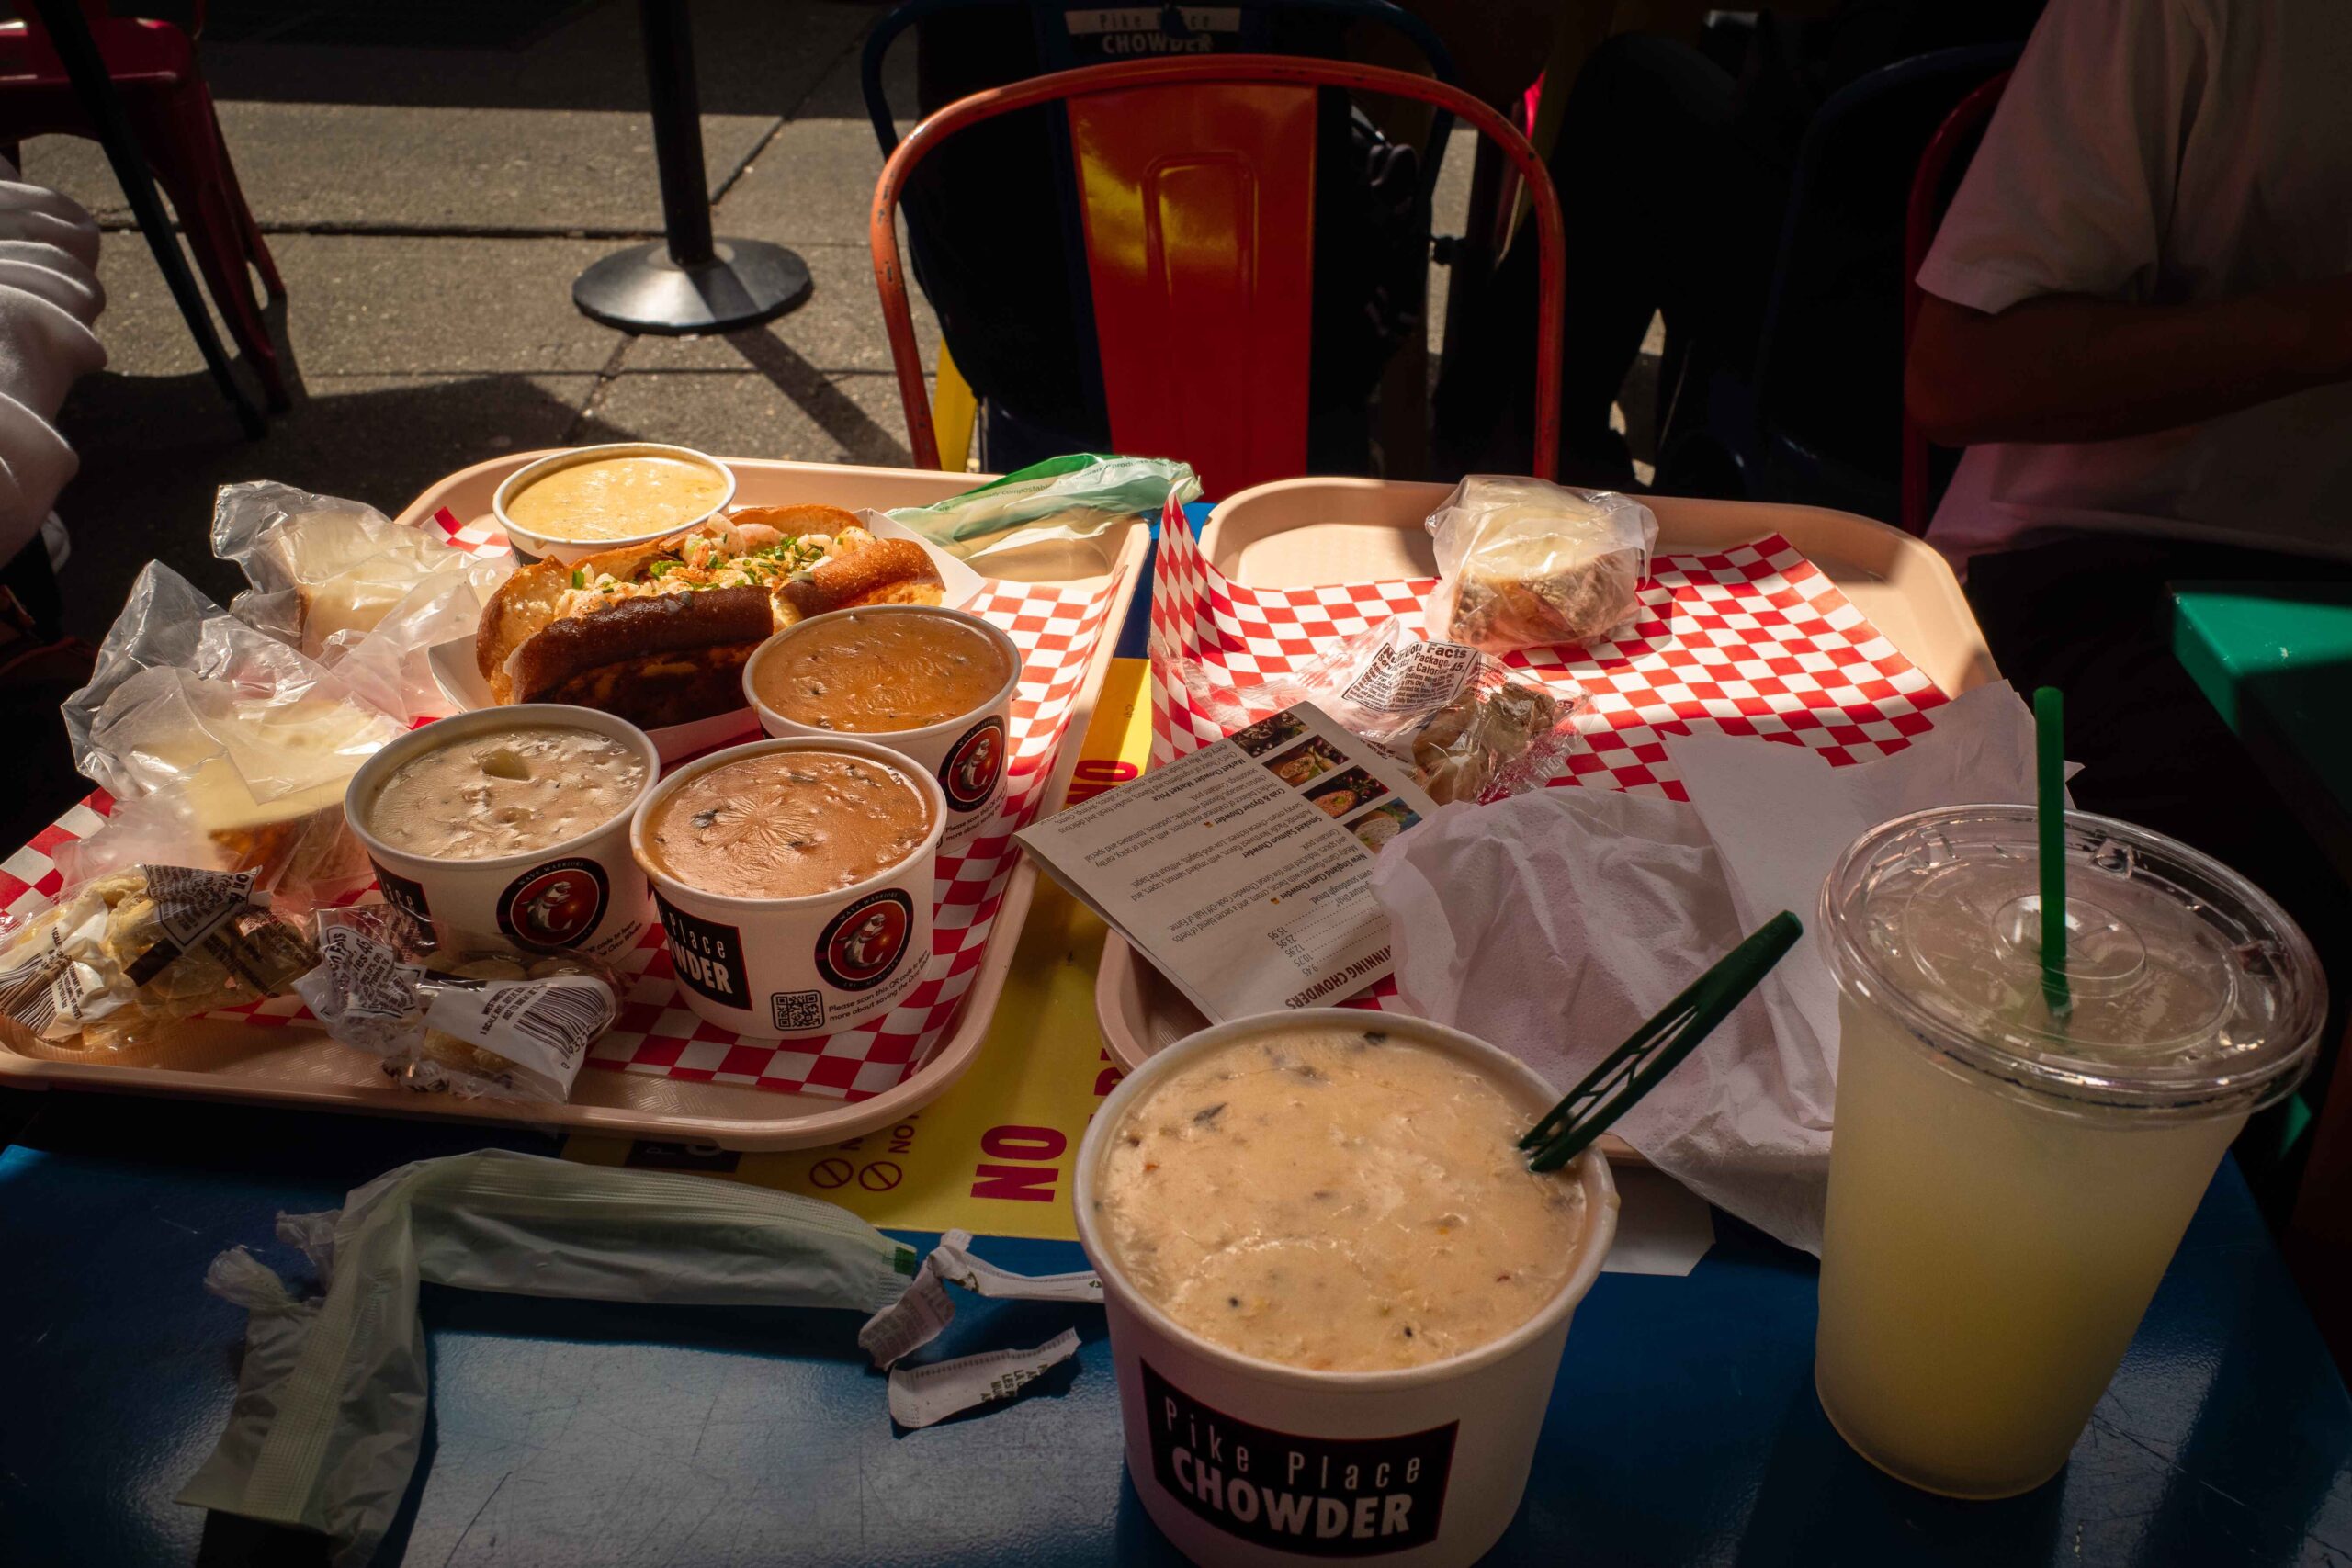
[1016,702,1438,1021]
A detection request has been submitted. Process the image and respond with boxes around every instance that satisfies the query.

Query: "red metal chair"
[871,54,1566,495]
[1898,69,2011,536]
[0,0,287,409]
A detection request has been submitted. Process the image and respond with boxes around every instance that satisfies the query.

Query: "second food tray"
[1097,478,2002,1165]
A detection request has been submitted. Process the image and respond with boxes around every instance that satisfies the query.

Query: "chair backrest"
[871,53,1565,495]
[860,0,1457,163]
[1743,43,2022,502]
[12,1,207,49]
[1899,69,2012,536]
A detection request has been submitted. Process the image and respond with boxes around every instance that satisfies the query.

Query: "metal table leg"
[27,0,264,438]
[573,0,812,334]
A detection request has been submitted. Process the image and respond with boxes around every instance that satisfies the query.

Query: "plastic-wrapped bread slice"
[1424,476,1658,653]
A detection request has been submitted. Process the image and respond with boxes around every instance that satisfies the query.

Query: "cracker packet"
[296,905,621,1104]
[1173,619,1587,804]
[0,865,318,1051]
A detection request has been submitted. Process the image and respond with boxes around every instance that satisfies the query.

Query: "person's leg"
[1966,537,2352,1214]
[1435,35,1782,481]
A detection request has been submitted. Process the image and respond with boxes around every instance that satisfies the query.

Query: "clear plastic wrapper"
[0,865,318,1052]
[296,905,622,1104]
[211,480,512,723]
[1172,620,1587,805]
[211,479,504,653]
[1423,476,1659,653]
[884,453,1199,566]
[61,562,403,909]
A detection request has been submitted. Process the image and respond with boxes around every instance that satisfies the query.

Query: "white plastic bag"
[60,563,402,909]
[210,480,511,723]
[179,1151,920,1567]
[1423,476,1658,653]
[211,479,503,654]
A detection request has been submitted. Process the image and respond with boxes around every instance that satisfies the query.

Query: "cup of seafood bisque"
[630,735,946,1039]
[1075,1009,1619,1567]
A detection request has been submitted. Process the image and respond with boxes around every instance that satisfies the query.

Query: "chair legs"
[210,115,281,299]
[129,81,287,410]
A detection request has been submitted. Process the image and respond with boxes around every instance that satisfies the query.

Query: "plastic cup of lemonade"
[1815,804,2324,1499]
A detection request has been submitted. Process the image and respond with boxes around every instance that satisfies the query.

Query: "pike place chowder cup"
[1075,1011,1619,1568]
[742,604,1022,848]
[628,735,946,1039]
[345,704,660,962]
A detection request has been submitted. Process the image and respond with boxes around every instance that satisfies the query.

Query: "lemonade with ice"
[1815,807,2322,1499]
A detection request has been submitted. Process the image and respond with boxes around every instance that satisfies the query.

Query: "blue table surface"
[5,1092,2351,1567]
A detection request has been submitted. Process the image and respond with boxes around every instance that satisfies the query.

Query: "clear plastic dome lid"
[1822,806,2326,1116]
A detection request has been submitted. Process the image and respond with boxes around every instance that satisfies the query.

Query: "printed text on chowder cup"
[631,736,946,1039]
[1073,1010,1620,1565]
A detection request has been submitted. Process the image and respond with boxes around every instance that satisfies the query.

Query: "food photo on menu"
[7,5,2348,1555]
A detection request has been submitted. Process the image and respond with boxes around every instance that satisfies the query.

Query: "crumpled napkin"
[1370,682,2042,1253]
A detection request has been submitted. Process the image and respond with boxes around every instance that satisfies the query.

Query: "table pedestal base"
[572,239,812,335]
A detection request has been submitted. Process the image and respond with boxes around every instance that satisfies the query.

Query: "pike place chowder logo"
[941,716,1007,814]
[497,858,609,951]
[816,888,914,991]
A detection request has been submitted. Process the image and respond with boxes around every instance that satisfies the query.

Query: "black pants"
[1967,536,2352,1204]
[1435,34,1793,482]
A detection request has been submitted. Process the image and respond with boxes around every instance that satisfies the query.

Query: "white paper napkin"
[1371,682,2042,1254]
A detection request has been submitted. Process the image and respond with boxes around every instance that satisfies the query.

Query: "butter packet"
[297,905,620,1103]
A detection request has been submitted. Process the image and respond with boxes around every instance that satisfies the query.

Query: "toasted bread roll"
[728,502,864,537]
[473,510,945,726]
[476,532,699,700]
[780,537,944,620]
[525,643,766,730]
[509,584,775,703]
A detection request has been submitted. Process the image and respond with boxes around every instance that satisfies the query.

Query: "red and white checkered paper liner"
[0,507,1123,1102]
[1145,493,1950,1006]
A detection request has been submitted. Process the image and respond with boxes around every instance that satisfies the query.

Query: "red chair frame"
[1899,69,2011,536]
[870,54,1566,483]
[0,0,287,409]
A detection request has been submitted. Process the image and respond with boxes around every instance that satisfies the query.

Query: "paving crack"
[562,333,640,443]
[93,218,667,242]
[707,22,870,212]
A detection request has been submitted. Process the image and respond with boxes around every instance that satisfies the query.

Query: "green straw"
[1518,912,1804,1172]
[2034,686,2070,1018]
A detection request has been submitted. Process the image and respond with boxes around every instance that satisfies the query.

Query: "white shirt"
[0,157,104,565]
[1919,0,2352,565]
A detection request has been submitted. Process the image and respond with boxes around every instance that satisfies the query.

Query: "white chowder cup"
[492,441,737,565]
[743,604,1022,849]
[1074,1010,1620,1568]
[629,735,946,1039]
[344,704,660,962]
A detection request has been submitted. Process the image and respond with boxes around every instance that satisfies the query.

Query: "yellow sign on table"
[565,659,1156,1241]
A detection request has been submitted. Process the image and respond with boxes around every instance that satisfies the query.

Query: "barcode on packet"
[503,978,616,1066]
[421,974,617,1091]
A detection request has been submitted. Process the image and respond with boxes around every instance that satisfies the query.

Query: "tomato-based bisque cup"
[345,704,660,960]
[744,604,1020,848]
[629,736,945,1038]
[1074,1010,1620,1567]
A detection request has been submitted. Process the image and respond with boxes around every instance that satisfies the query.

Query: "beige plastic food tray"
[1,456,1148,1150]
[1094,478,2001,1163]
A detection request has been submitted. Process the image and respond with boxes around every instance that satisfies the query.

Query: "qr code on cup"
[771,989,824,1033]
